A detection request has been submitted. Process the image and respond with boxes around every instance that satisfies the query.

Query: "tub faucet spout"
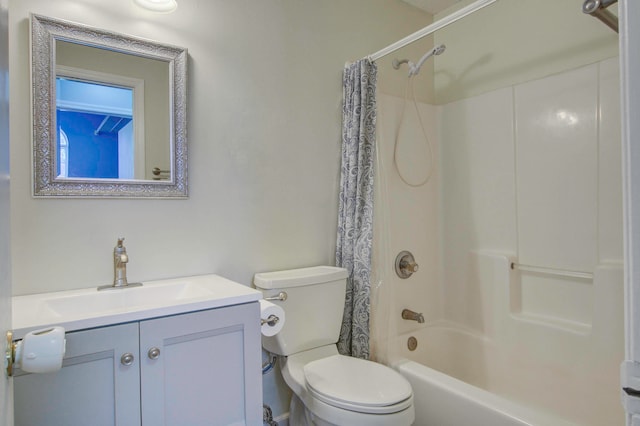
[402,309,425,323]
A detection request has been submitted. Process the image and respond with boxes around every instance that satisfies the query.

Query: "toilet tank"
[254,266,348,356]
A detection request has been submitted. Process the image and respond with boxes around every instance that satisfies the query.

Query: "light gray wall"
[9,0,432,295]
[9,0,433,419]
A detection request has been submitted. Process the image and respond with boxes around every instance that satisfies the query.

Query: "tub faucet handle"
[395,251,419,278]
[402,259,419,273]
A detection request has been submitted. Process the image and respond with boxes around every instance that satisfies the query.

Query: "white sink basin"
[44,281,214,317]
[13,274,262,339]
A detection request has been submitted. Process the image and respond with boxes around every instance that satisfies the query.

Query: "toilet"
[254,266,415,426]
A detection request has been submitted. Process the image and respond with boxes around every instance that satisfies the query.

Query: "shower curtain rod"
[582,0,618,33]
[366,0,498,62]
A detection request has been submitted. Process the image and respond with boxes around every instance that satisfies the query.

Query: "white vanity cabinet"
[139,302,261,425]
[14,322,141,425]
[14,302,261,426]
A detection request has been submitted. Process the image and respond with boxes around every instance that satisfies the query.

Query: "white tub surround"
[375,57,623,425]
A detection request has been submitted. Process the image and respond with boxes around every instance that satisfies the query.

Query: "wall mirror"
[30,14,188,198]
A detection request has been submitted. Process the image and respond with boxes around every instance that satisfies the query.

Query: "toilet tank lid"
[253,266,348,289]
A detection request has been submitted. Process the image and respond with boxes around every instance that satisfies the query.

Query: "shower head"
[432,44,446,56]
[408,44,446,76]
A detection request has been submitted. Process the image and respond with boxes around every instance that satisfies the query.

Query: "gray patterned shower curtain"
[336,59,377,359]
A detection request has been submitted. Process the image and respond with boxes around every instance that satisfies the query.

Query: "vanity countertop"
[12,274,261,339]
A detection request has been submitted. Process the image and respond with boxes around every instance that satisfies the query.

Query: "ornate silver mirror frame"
[30,14,188,198]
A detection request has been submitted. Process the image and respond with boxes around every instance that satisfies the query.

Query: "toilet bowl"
[254,266,414,426]
[283,345,414,426]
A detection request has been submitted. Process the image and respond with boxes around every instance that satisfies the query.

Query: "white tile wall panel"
[515,64,599,273]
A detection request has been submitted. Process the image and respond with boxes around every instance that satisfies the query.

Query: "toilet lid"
[303,355,412,414]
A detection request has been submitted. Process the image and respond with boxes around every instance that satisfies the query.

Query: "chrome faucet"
[113,237,129,287]
[402,309,425,323]
[98,238,142,291]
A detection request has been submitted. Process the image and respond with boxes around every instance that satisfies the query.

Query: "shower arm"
[582,0,619,33]
[393,45,446,76]
[392,58,410,70]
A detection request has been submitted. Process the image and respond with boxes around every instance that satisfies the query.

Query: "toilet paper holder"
[261,315,280,327]
[259,299,286,337]
[5,327,66,377]
[5,330,16,377]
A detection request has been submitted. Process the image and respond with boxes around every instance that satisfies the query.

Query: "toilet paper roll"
[18,326,66,374]
[259,300,285,337]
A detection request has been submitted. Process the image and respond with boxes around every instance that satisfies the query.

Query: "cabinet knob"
[148,347,161,360]
[120,353,135,366]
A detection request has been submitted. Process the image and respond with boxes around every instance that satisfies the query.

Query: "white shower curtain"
[336,59,377,359]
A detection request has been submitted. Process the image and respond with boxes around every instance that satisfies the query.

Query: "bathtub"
[392,324,582,426]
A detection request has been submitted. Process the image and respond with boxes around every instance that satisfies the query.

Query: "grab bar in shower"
[510,262,593,280]
[582,0,618,33]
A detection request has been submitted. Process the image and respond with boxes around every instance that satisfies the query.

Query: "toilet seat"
[303,354,413,414]
[281,345,414,426]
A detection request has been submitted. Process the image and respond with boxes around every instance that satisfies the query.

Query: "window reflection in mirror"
[56,76,135,179]
[55,40,170,181]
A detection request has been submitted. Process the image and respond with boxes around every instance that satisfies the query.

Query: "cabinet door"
[14,322,140,426]
[140,303,261,426]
